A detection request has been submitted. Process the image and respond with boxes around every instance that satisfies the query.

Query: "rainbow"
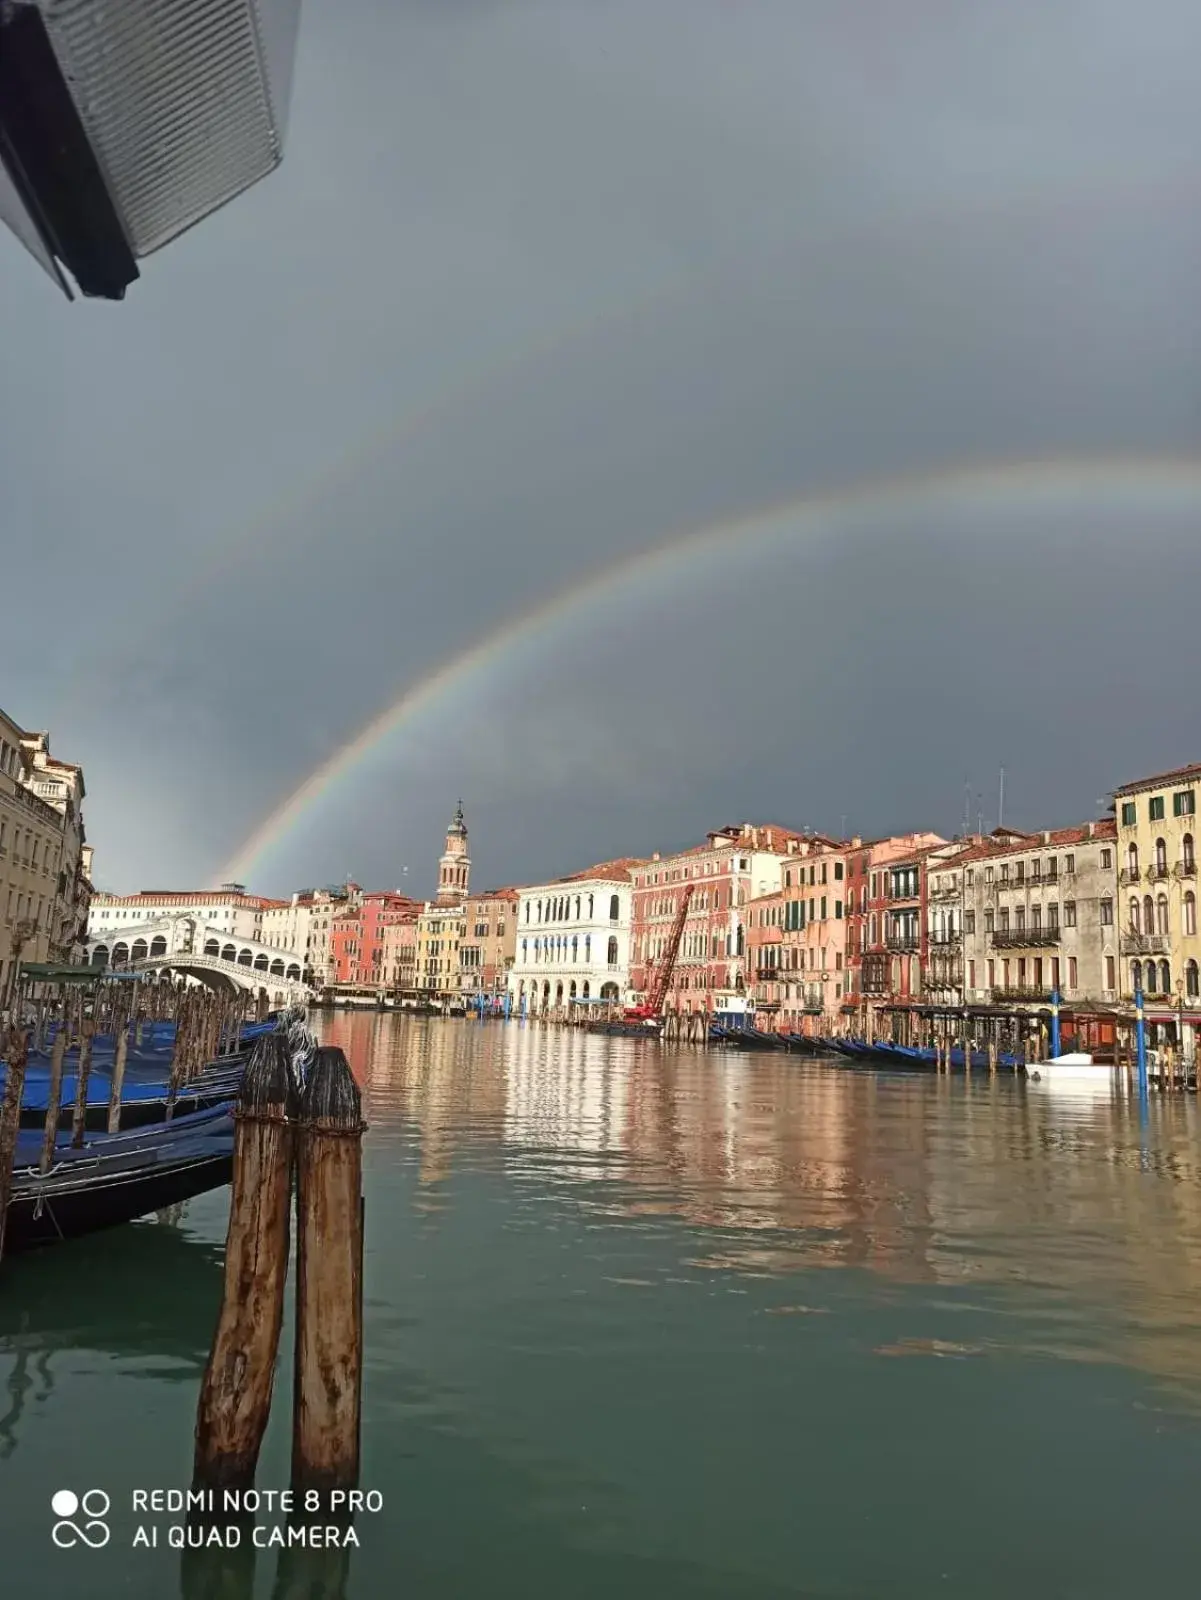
[217,452,1201,886]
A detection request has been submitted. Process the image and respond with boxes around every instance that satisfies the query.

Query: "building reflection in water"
[323,1015,1201,1400]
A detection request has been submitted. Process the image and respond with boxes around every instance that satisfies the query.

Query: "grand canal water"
[3,1015,1201,1598]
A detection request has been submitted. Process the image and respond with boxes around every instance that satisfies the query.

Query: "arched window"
[204,938,220,957]
[1143,894,1155,933]
[1128,842,1139,875]
[571,935,578,961]
[1185,834,1196,872]
[131,938,148,962]
[582,981,591,998]
[1129,897,1141,932]
[521,938,528,960]
[1156,894,1169,935]
[1187,960,1199,999]
[253,953,269,971]
[1185,893,1197,938]
[569,980,577,998]
[150,935,168,958]
[536,899,542,923]
[525,902,530,923]
[585,934,591,962]
[286,965,301,980]
[1131,960,1143,994]
[574,896,581,919]
[607,935,618,967]
[221,943,236,962]
[91,944,110,967]
[270,960,285,977]
[1159,959,1171,993]
[555,981,564,1003]
[1145,962,1157,995]
[238,949,253,966]
[588,894,594,918]
[1155,837,1168,874]
[609,894,619,921]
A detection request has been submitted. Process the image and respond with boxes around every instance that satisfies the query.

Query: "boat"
[4,1103,235,1254]
[1023,1051,1123,1091]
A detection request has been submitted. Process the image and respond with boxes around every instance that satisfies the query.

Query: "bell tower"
[435,800,471,905]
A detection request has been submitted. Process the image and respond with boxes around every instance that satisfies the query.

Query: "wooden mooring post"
[292,1045,365,1495]
[0,1023,31,1265]
[193,1034,297,1490]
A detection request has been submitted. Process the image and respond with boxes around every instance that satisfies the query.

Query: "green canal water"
[3,1015,1201,1598]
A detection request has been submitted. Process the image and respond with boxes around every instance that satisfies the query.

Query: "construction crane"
[625,883,695,1024]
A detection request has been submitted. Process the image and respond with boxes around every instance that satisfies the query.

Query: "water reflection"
[321,1013,1201,1403]
[0,1218,224,1457]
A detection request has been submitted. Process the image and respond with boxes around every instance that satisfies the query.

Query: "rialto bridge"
[85,914,312,1007]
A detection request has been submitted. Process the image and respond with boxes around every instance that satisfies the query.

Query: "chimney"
[852,836,862,848]
[1042,831,1050,845]
[1087,821,1095,839]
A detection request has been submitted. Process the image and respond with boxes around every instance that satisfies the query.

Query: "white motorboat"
[1024,1051,1124,1091]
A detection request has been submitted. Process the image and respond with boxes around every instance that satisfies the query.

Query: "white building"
[507,860,639,1015]
[88,884,271,944]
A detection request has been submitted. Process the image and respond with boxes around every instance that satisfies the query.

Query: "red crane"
[625,883,695,1024]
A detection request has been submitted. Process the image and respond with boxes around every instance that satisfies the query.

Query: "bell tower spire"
[435,800,470,904]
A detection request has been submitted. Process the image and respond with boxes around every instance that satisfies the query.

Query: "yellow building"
[1,707,90,1005]
[1114,762,1199,1048]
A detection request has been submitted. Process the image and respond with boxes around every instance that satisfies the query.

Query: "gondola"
[4,1103,236,1254]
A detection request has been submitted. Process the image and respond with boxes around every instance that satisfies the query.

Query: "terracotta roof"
[1113,762,1201,797]
[94,890,277,908]
[551,857,644,884]
[946,819,1115,865]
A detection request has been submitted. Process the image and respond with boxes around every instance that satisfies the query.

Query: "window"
[987,959,995,988]
[985,866,994,884]
[834,862,844,880]
[1099,897,1113,926]
[1064,901,1077,928]
[968,960,975,988]
[1184,835,1196,872]
[984,910,994,933]
[1015,907,1026,932]
[965,910,976,933]
[1065,854,1075,875]
[1030,905,1041,932]
[1121,800,1136,826]
[1159,959,1171,993]
[965,868,974,887]
[1184,893,1196,937]
[609,894,620,921]
[1105,955,1115,992]
[1048,902,1060,930]
[1047,858,1058,881]
[1156,895,1169,935]
[1155,838,1168,874]
[1149,796,1165,822]
[1173,790,1196,817]
[1100,848,1112,870]
[1067,957,1077,990]
[998,909,1010,932]
[1187,960,1199,999]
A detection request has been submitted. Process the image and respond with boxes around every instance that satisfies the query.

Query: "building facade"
[959,821,1119,1016]
[630,824,810,1016]
[746,836,852,1031]
[507,863,638,1015]
[1114,763,1199,1044]
[1,708,89,1004]
[842,833,945,1035]
[459,889,519,1004]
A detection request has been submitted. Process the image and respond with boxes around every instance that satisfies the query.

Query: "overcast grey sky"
[3,0,1200,897]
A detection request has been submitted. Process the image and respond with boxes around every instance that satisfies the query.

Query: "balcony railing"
[1174,860,1197,880]
[992,985,1053,1002]
[1146,863,1170,883]
[990,928,1061,948]
[1119,867,1141,885]
[885,932,920,951]
[928,885,959,902]
[1119,931,1168,956]
[927,932,962,948]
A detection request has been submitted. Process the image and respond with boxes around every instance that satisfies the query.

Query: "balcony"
[1119,867,1141,886]
[927,932,962,948]
[885,931,920,952]
[1119,931,1168,956]
[992,985,1053,1002]
[928,885,959,903]
[1146,862,1170,883]
[755,967,783,982]
[990,928,1061,949]
[1174,860,1197,880]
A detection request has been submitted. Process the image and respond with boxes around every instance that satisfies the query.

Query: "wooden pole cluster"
[0,1024,31,1264]
[194,1039,366,1500]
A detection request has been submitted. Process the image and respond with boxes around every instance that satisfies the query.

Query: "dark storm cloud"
[2,0,1198,892]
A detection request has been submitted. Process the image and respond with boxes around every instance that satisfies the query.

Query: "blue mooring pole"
[1135,986,1148,1098]
[504,989,512,1021]
[1049,987,1061,1060]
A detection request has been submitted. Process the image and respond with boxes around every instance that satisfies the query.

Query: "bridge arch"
[150,935,168,958]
